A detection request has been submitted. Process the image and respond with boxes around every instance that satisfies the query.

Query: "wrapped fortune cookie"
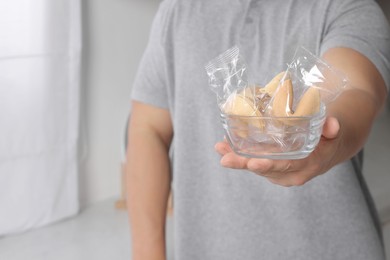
[223,70,322,131]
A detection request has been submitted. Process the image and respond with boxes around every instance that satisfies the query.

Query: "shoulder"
[321,0,390,90]
[325,0,387,22]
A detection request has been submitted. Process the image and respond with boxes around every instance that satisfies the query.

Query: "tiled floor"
[0,103,389,260]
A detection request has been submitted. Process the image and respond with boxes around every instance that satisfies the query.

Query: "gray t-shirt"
[131,0,390,259]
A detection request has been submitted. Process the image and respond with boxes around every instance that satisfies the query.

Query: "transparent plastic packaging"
[205,46,347,159]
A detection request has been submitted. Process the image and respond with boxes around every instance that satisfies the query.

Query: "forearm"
[323,47,388,166]
[126,125,171,260]
[326,88,383,165]
[215,47,388,187]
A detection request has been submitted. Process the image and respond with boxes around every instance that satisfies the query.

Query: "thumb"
[322,116,340,140]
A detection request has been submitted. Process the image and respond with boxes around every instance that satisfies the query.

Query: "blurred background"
[0,0,389,259]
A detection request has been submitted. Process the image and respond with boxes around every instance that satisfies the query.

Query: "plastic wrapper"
[205,46,347,159]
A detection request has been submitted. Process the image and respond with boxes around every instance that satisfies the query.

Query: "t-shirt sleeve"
[320,0,390,90]
[131,1,174,109]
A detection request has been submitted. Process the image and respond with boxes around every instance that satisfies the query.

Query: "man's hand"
[215,116,340,186]
[215,47,387,187]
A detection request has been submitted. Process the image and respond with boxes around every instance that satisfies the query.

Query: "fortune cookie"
[270,79,294,118]
[222,70,321,137]
[294,87,321,116]
[270,79,321,125]
[223,93,260,116]
[223,91,264,137]
[260,71,288,96]
[238,86,262,102]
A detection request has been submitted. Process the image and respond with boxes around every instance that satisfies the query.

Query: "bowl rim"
[221,112,325,120]
[221,103,326,120]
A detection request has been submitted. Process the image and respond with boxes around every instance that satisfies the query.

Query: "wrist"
[132,235,166,260]
[132,244,166,260]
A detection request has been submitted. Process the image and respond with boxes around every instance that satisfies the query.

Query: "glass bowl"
[221,104,326,159]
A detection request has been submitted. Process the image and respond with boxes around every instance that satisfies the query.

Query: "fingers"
[215,141,250,169]
[215,141,309,175]
[247,158,307,175]
[247,156,321,187]
[265,173,312,187]
[214,141,232,156]
[220,152,249,169]
[216,149,318,186]
[247,159,287,174]
[322,116,340,140]
[214,136,325,187]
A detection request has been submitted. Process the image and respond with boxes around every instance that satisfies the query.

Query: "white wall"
[80,0,160,207]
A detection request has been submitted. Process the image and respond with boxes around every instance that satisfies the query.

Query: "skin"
[126,47,388,259]
[216,47,388,186]
[126,102,173,260]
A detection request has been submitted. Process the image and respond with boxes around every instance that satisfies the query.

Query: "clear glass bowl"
[221,104,326,159]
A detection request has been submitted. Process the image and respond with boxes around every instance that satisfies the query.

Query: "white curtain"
[0,0,81,235]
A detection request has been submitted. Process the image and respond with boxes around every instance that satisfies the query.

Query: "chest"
[171,0,329,120]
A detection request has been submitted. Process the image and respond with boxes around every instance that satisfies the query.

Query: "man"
[127,0,390,259]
